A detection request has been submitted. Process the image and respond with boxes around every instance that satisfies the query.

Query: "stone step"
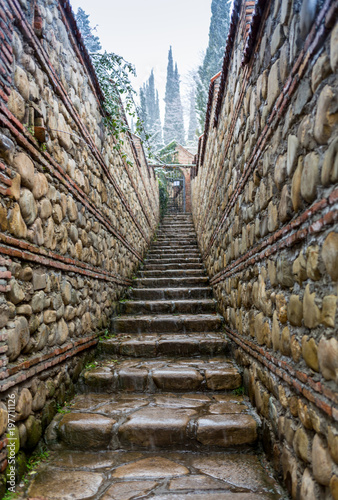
[138,269,205,278]
[46,391,259,452]
[157,230,196,235]
[26,449,284,500]
[82,358,241,393]
[160,223,194,228]
[159,227,195,232]
[100,332,228,358]
[156,231,196,236]
[143,262,205,270]
[151,238,197,248]
[148,246,200,257]
[162,214,193,219]
[161,221,193,225]
[158,231,195,237]
[150,244,199,251]
[147,250,201,257]
[119,299,216,315]
[155,240,197,244]
[159,220,194,224]
[145,257,202,264]
[135,276,209,288]
[129,287,213,300]
[113,313,223,333]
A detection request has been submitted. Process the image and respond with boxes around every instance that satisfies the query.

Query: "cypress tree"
[173,63,185,145]
[139,70,163,149]
[163,47,185,145]
[154,90,163,148]
[76,7,102,53]
[195,0,231,129]
[187,89,198,145]
[139,86,147,129]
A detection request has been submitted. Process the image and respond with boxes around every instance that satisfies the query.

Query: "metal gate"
[165,167,186,213]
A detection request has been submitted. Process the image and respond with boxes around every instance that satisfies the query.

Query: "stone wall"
[0,0,159,484]
[192,0,338,497]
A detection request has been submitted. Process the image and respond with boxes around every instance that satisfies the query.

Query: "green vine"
[91,52,150,165]
[154,167,169,218]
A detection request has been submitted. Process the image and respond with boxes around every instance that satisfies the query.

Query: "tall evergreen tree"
[139,86,147,128]
[154,90,162,146]
[139,70,162,149]
[76,7,102,53]
[187,89,198,145]
[195,0,231,129]
[163,47,185,145]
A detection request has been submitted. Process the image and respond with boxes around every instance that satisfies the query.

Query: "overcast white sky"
[69,0,212,125]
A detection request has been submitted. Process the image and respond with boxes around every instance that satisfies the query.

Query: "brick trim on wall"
[0,108,144,261]
[7,0,153,244]
[201,0,337,259]
[210,188,338,285]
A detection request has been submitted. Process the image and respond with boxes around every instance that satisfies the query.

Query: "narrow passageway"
[2,0,337,495]
[23,213,286,499]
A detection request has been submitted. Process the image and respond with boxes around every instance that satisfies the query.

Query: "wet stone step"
[139,269,206,278]
[155,232,196,237]
[81,358,241,393]
[156,231,196,237]
[100,332,228,358]
[135,277,209,288]
[154,233,197,243]
[151,243,198,252]
[147,252,201,259]
[129,287,213,300]
[45,392,258,452]
[152,244,199,250]
[119,299,216,315]
[148,246,200,252]
[161,224,194,227]
[145,257,202,265]
[152,239,198,244]
[159,228,195,233]
[25,449,284,500]
[143,262,205,270]
[113,313,223,333]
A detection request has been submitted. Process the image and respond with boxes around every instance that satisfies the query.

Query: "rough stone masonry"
[0,0,337,497]
[0,0,159,488]
[192,0,338,497]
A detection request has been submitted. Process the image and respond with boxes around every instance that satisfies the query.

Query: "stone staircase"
[23,214,286,499]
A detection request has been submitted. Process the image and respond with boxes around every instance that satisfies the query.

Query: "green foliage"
[98,327,117,340]
[163,47,185,145]
[76,7,102,53]
[26,450,49,473]
[18,448,50,486]
[76,9,163,163]
[154,167,169,218]
[187,88,198,146]
[3,492,19,500]
[232,386,245,396]
[84,360,100,370]
[195,0,231,130]
[56,402,73,414]
[157,140,179,164]
[139,70,163,149]
[91,51,142,164]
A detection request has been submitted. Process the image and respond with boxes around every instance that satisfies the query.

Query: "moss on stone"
[24,416,42,450]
